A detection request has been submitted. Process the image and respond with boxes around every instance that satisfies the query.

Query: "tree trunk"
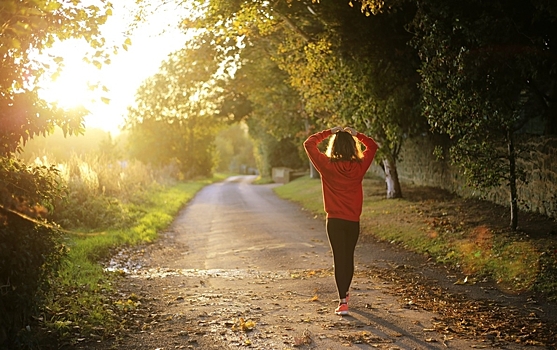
[383,157,403,199]
[508,131,518,230]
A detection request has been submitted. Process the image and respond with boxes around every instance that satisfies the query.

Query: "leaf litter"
[364,264,557,347]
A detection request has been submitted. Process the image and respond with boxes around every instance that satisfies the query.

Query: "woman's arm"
[303,128,340,172]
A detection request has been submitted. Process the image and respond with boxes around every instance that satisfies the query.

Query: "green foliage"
[352,0,409,15]
[236,43,304,140]
[0,211,65,349]
[410,0,557,228]
[268,138,306,170]
[0,0,115,156]
[126,32,227,179]
[221,40,308,176]
[214,123,256,173]
[0,157,66,213]
[245,118,305,178]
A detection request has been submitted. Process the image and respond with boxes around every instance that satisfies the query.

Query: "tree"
[214,123,256,173]
[1,1,116,345]
[125,32,229,178]
[0,0,114,156]
[232,42,308,177]
[194,0,425,198]
[410,0,557,229]
[274,2,424,198]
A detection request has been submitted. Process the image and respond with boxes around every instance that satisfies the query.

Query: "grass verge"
[274,175,557,300]
[43,175,227,345]
[252,176,274,185]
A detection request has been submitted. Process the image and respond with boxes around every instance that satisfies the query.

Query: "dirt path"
[82,176,555,349]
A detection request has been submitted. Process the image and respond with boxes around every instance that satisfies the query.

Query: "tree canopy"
[176,0,557,227]
[125,32,232,178]
[410,0,557,228]
[186,0,426,197]
[0,0,114,156]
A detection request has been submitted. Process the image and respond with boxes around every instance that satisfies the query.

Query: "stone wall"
[370,134,557,219]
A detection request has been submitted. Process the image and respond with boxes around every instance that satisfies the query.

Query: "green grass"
[252,175,274,185]
[273,175,325,215]
[45,176,223,341]
[273,175,557,298]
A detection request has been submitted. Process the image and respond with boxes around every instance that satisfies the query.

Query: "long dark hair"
[326,131,363,162]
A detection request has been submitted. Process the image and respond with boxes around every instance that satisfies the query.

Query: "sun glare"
[37,0,194,135]
[38,39,102,109]
[40,69,97,110]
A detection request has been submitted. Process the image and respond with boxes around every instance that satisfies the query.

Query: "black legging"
[326,218,360,300]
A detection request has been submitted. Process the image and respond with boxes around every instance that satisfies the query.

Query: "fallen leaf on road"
[231,317,256,332]
[293,329,312,347]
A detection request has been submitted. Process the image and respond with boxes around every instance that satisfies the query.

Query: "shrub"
[40,154,172,231]
[0,157,67,349]
[0,211,65,349]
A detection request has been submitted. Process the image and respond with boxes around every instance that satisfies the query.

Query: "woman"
[303,126,378,315]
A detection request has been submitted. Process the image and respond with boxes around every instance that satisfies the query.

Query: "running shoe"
[335,303,349,316]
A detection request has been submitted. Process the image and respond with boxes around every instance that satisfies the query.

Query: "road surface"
[94,175,546,349]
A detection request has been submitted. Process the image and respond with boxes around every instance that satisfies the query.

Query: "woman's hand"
[330,126,343,134]
[344,127,357,136]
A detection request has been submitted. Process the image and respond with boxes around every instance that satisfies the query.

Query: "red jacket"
[304,129,378,222]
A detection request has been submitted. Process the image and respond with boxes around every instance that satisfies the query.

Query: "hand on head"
[343,127,357,136]
[330,126,357,135]
[330,126,343,134]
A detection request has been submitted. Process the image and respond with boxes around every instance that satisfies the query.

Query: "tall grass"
[31,153,182,231]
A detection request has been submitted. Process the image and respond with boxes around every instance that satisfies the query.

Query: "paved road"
[169,175,330,272]
[101,175,542,350]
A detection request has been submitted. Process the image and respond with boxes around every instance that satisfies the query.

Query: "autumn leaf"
[232,317,255,332]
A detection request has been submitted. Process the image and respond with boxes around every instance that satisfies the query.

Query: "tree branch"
[272,9,313,43]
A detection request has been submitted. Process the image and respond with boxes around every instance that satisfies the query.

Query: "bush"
[0,151,179,348]
[0,157,67,349]
[41,155,170,231]
[0,210,65,349]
